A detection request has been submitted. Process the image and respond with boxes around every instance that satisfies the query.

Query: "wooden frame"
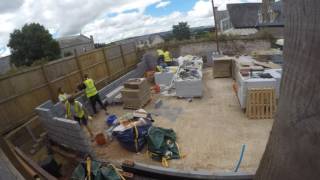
[246,88,276,119]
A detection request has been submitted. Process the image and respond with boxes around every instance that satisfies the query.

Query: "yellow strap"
[176,142,181,158]
[65,101,71,119]
[161,157,169,168]
[146,145,150,158]
[86,157,91,180]
[109,164,126,180]
[134,125,139,152]
[175,142,186,159]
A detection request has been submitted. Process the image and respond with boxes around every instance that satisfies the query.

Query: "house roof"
[57,34,92,49]
[227,3,261,28]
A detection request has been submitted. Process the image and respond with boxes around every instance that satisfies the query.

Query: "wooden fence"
[0,43,138,135]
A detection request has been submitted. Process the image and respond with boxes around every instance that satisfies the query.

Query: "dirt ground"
[89,68,273,173]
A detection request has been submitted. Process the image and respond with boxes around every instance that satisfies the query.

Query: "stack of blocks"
[121,78,150,109]
[35,101,93,155]
[213,58,233,78]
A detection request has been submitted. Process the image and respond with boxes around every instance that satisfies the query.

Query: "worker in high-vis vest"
[163,48,173,66]
[82,74,107,115]
[157,49,164,64]
[65,96,94,138]
[57,87,69,103]
[156,48,166,72]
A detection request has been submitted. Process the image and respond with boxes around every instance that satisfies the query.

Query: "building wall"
[0,56,12,75]
[61,43,94,57]
[260,27,284,38]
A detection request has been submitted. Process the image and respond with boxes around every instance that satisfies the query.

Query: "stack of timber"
[121,78,150,109]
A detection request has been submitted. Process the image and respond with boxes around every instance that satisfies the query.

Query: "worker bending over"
[65,96,94,138]
[78,74,108,115]
[57,87,69,103]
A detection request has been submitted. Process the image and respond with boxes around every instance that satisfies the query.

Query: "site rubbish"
[147,126,182,168]
[112,109,153,152]
[72,158,124,180]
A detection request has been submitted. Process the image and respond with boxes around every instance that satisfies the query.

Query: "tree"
[255,1,320,179]
[172,22,191,40]
[7,23,61,67]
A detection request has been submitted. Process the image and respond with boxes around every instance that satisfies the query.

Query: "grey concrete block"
[176,79,203,98]
[53,117,81,130]
[106,86,123,104]
[155,72,174,86]
[52,102,66,117]
[37,100,54,109]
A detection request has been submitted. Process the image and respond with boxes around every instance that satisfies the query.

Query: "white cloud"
[156,1,171,8]
[0,0,261,57]
[188,0,212,18]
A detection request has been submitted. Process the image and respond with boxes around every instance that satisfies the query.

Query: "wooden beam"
[14,147,57,180]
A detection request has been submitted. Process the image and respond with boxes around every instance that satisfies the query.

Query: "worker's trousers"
[89,94,106,114]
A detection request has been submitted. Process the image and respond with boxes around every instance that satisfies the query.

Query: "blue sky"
[145,0,198,16]
[0,0,261,57]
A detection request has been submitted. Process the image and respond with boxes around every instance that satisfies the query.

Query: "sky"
[0,0,261,57]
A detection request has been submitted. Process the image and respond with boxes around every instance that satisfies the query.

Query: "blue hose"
[234,144,246,172]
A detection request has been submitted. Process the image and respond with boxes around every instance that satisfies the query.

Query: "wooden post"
[41,65,55,101]
[120,44,127,68]
[211,0,220,54]
[133,43,139,64]
[102,48,111,76]
[74,49,84,81]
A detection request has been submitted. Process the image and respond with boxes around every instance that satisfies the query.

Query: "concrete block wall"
[35,100,93,155]
[34,58,148,153]
[78,59,148,114]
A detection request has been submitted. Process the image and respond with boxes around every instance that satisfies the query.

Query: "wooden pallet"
[246,88,276,119]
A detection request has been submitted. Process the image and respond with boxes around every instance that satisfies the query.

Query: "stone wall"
[179,39,271,57]
[142,39,271,64]
[260,27,284,39]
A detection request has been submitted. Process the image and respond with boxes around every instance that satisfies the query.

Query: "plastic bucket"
[95,133,107,145]
[106,115,117,126]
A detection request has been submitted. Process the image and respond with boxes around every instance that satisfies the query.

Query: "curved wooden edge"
[122,160,254,180]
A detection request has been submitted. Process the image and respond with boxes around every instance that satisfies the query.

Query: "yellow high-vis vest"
[58,93,67,102]
[157,49,164,56]
[65,101,85,119]
[84,78,97,98]
[163,51,172,62]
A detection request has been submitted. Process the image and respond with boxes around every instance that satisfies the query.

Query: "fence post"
[120,45,127,68]
[41,65,55,101]
[102,48,111,77]
[134,43,139,64]
[74,49,84,81]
